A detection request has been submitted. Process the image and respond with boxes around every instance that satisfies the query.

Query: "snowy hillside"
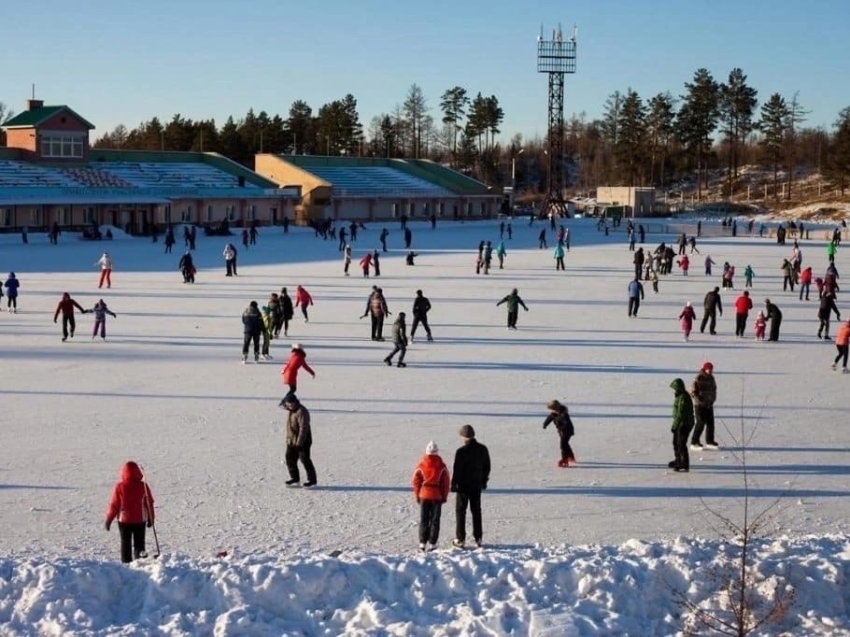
[1,218,849,635]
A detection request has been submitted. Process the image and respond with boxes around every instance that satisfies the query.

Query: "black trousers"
[300,305,309,321]
[61,315,76,339]
[555,256,565,270]
[118,522,146,563]
[673,425,692,470]
[559,431,575,461]
[371,314,384,340]
[818,317,832,338]
[285,444,317,483]
[735,314,747,337]
[628,297,641,316]
[225,259,234,276]
[834,344,849,368]
[419,500,443,545]
[692,406,716,445]
[410,314,431,338]
[700,311,717,334]
[768,317,782,341]
[455,491,483,542]
[506,310,518,328]
[242,333,259,356]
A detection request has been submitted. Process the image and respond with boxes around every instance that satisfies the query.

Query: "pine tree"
[646,93,677,189]
[403,84,428,159]
[0,101,13,146]
[601,91,623,182]
[285,100,313,155]
[719,68,758,191]
[758,93,790,198]
[614,88,647,186]
[678,68,721,199]
[825,107,850,195]
[784,92,809,199]
[440,86,469,164]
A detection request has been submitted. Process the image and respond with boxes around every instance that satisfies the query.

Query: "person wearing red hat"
[690,362,718,450]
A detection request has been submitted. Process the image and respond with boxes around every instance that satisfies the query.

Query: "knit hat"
[250,300,258,308]
[546,399,563,411]
[702,361,714,373]
[459,424,475,439]
[425,441,439,455]
[291,343,302,350]
[686,301,692,307]
[283,393,299,405]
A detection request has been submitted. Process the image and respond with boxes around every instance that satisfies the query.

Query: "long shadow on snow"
[305,485,850,498]
[0,484,75,490]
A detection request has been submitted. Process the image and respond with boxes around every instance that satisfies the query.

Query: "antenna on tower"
[571,24,578,42]
[31,83,35,99]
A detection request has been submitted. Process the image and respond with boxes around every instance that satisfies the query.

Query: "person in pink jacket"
[295,285,313,322]
[679,302,697,341]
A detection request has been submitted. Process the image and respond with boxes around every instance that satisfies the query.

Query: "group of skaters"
[240,285,310,362]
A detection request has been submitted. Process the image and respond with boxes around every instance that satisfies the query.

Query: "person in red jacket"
[280,343,315,404]
[295,285,313,322]
[679,301,697,341]
[411,440,451,551]
[799,266,813,301]
[53,292,87,342]
[734,290,753,337]
[359,252,373,277]
[104,461,155,563]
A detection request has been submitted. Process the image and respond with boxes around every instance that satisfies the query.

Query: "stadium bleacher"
[60,167,133,188]
[94,162,259,189]
[0,160,80,187]
[307,166,452,196]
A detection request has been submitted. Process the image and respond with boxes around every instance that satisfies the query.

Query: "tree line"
[2,71,850,199]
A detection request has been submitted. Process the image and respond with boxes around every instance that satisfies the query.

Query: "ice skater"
[89,299,117,340]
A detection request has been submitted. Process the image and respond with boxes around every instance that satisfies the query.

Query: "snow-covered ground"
[1,219,849,635]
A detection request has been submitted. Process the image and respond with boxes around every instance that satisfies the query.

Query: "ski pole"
[139,464,161,558]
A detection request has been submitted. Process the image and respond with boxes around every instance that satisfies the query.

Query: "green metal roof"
[1,105,95,130]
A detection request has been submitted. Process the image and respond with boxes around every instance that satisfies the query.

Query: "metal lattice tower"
[537,24,577,218]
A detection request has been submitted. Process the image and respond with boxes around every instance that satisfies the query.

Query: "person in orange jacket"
[832,319,850,373]
[105,461,155,563]
[411,440,451,551]
[280,343,315,404]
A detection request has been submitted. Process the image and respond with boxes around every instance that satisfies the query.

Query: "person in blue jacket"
[4,272,19,313]
[627,277,645,317]
[553,243,565,271]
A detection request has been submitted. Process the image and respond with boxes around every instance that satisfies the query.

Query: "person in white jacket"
[223,243,237,276]
[96,252,113,288]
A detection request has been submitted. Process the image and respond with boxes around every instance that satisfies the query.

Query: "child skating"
[89,299,117,340]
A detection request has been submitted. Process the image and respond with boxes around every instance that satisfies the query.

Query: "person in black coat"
[764,299,783,341]
[279,288,295,337]
[178,251,195,283]
[700,287,723,334]
[818,292,841,340]
[410,289,433,342]
[543,400,576,467]
[241,301,263,362]
[451,424,491,549]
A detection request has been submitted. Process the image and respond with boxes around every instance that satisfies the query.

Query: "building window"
[479,201,486,216]
[40,134,84,158]
[466,202,473,216]
[2,209,12,226]
[247,205,256,221]
[438,202,444,217]
[228,205,237,222]
[408,202,415,217]
[423,202,430,216]
[31,208,43,226]
[391,203,398,218]
[206,205,213,223]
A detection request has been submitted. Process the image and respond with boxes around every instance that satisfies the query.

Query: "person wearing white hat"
[411,441,450,551]
[679,301,697,341]
[279,343,315,404]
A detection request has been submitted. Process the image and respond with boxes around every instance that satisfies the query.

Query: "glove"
[415,497,421,504]
[146,520,153,528]
[311,372,316,378]
[524,307,529,311]
[482,483,488,491]
[54,318,57,323]
[360,314,367,319]
[105,520,111,532]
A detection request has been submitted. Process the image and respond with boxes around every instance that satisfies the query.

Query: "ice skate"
[419,543,427,552]
[451,539,465,549]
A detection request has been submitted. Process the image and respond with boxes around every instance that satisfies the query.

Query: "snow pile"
[2,536,849,635]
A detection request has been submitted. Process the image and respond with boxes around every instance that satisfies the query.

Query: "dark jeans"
[455,491,483,543]
[61,315,76,339]
[242,333,259,356]
[386,342,406,363]
[628,297,641,316]
[819,317,832,339]
[225,259,234,276]
[799,282,810,300]
[555,256,565,270]
[506,310,518,328]
[768,317,782,341]
[370,314,384,340]
[735,313,747,337]
[118,522,146,563]
[835,344,849,368]
[410,315,431,338]
[285,444,317,483]
[673,425,692,470]
[300,306,309,321]
[692,406,716,445]
[700,311,717,334]
[419,500,443,545]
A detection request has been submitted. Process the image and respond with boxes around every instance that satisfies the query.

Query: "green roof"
[1,105,95,130]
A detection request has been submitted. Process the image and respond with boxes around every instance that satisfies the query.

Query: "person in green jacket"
[669,378,695,472]
[496,288,528,330]
[827,240,838,263]
[495,241,507,269]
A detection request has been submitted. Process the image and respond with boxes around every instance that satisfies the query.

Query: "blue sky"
[2,0,848,143]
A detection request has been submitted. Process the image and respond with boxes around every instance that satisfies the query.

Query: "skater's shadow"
[0,483,75,490]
